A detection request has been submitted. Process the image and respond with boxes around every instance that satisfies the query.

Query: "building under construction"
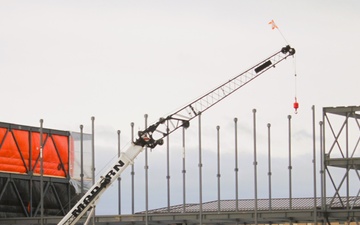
[0,105,359,225]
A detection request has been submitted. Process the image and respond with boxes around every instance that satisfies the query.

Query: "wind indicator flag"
[268,20,278,30]
[268,19,288,44]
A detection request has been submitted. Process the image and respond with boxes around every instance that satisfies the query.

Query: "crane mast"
[58,45,295,225]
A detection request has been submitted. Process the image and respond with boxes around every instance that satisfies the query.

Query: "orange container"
[0,122,70,178]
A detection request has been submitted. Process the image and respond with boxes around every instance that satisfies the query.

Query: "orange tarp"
[0,126,69,177]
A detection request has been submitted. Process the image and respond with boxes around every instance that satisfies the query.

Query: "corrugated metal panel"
[141,197,360,213]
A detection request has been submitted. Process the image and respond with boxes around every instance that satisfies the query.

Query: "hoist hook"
[293,97,299,114]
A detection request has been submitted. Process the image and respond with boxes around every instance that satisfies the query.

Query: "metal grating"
[141,197,360,214]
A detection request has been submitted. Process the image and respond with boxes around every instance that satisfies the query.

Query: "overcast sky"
[1,0,359,216]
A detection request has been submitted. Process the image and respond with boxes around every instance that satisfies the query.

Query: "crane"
[58,45,295,225]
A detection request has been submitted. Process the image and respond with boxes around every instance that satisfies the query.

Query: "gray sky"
[1,0,360,216]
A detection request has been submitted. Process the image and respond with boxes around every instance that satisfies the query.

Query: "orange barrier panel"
[0,123,70,178]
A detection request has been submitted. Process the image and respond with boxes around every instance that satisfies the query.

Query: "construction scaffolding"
[321,106,360,223]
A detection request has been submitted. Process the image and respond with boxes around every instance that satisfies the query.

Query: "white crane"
[58,45,295,225]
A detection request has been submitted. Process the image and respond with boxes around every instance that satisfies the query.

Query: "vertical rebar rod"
[312,106,318,225]
[321,109,327,214]
[167,120,171,211]
[267,123,272,210]
[80,125,84,195]
[182,127,186,213]
[320,121,325,210]
[29,128,33,217]
[253,109,258,225]
[91,116,96,224]
[91,116,95,185]
[346,112,350,211]
[117,130,121,215]
[216,125,221,212]
[144,114,149,225]
[40,119,44,225]
[198,113,203,225]
[131,122,135,214]
[67,135,71,213]
[234,118,239,212]
[288,115,293,209]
